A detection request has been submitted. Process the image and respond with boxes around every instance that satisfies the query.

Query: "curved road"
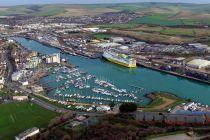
[4,49,14,83]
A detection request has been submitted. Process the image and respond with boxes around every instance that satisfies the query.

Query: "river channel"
[14,37,210,106]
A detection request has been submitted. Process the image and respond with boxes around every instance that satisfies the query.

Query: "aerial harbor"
[1,0,210,140]
[14,37,210,107]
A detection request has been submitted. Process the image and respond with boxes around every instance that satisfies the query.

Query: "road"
[5,81,68,114]
[4,49,14,83]
[30,95,67,113]
[150,133,193,140]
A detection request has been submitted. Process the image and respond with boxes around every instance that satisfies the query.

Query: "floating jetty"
[61,61,78,68]
[128,84,144,90]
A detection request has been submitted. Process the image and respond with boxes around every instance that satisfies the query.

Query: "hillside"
[1,3,210,44]
[0,3,210,17]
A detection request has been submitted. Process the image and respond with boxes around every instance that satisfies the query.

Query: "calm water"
[14,37,210,106]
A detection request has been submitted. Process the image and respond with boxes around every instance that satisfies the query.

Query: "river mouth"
[13,37,210,106]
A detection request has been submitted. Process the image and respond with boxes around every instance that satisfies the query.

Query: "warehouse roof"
[95,42,121,48]
[187,59,210,68]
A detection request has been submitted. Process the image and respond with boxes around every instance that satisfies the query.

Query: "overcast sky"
[1,0,210,6]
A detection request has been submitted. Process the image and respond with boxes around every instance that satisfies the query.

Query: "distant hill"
[0,3,210,17]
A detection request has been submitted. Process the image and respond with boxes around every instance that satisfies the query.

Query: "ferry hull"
[104,56,136,68]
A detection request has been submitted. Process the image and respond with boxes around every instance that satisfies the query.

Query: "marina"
[44,65,141,105]
[14,37,210,106]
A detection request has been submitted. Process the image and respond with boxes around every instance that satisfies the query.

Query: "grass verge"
[0,102,58,140]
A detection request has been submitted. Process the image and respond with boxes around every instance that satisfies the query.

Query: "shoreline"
[141,92,187,111]
[20,36,101,59]
[137,62,210,85]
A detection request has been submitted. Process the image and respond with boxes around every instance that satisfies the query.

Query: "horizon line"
[1,1,210,7]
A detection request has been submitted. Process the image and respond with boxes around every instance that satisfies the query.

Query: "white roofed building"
[15,127,39,140]
[187,59,210,69]
[95,42,121,48]
[13,96,28,101]
[12,71,23,81]
[111,37,125,43]
[0,77,4,90]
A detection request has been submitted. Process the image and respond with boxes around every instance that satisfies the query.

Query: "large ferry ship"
[103,50,136,68]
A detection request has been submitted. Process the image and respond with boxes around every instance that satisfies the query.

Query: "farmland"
[81,3,210,44]
[0,102,58,140]
[92,33,113,40]
[135,25,210,37]
[131,13,184,26]
[1,3,210,44]
[93,24,210,44]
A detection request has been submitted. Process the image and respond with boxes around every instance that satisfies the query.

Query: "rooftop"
[187,59,210,68]
[15,127,39,140]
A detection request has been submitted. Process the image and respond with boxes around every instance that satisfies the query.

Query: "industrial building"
[95,42,121,48]
[0,77,4,90]
[12,71,23,81]
[83,27,107,33]
[13,96,28,101]
[110,37,125,43]
[38,35,60,47]
[118,45,130,53]
[187,59,210,69]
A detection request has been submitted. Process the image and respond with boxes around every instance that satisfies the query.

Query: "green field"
[142,92,187,112]
[131,13,184,26]
[0,102,58,140]
[90,23,139,30]
[92,33,113,39]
